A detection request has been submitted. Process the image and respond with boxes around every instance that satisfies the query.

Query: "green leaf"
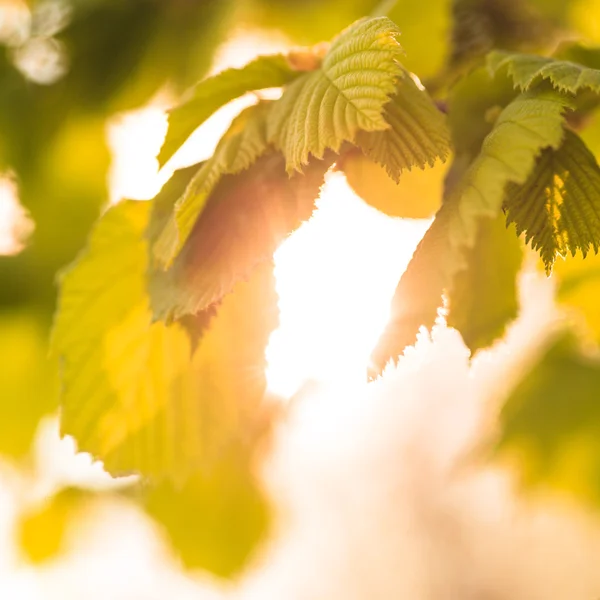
[18,485,134,563]
[340,148,446,219]
[370,90,571,374]
[354,73,452,182]
[19,488,94,563]
[158,54,306,167]
[554,252,600,343]
[497,332,600,505]
[52,201,279,481]
[446,215,523,353]
[152,102,272,268]
[488,49,600,94]
[150,151,333,321]
[268,16,404,172]
[505,130,600,273]
[0,310,57,458]
[143,447,271,577]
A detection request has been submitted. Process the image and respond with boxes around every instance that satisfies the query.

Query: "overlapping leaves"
[152,102,272,268]
[52,200,278,479]
[268,17,404,172]
[158,53,307,167]
[371,90,571,371]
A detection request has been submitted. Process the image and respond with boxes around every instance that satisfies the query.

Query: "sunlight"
[0,175,33,255]
[107,30,429,401]
[266,175,428,398]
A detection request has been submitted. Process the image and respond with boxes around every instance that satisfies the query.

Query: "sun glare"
[107,31,429,401]
[266,175,428,398]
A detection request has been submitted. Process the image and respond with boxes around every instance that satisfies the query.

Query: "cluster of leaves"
[51,15,452,574]
[9,0,600,581]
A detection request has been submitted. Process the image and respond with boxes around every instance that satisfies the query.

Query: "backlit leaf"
[505,130,600,273]
[554,252,600,343]
[446,215,523,353]
[152,102,272,268]
[158,54,306,167]
[355,73,451,182]
[144,447,271,577]
[488,49,600,94]
[371,90,571,373]
[268,16,404,172]
[150,151,333,322]
[497,332,600,505]
[52,201,279,481]
[340,149,445,219]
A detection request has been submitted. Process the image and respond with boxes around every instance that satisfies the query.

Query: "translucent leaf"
[150,151,333,321]
[19,488,94,563]
[488,49,600,94]
[505,130,600,273]
[371,90,571,373]
[152,102,272,268]
[497,332,600,505]
[446,215,523,353]
[555,252,600,343]
[340,149,445,219]
[144,448,271,577]
[158,54,306,167]
[52,201,279,481]
[0,311,57,458]
[355,74,452,182]
[268,16,404,172]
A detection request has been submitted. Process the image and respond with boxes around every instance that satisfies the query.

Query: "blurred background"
[4,0,600,598]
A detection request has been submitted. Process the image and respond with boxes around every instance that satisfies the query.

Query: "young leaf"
[355,73,452,181]
[497,332,600,505]
[152,102,272,268]
[268,16,404,172]
[52,201,278,481]
[446,215,523,353]
[488,50,600,94]
[158,54,307,167]
[150,151,333,321]
[505,130,600,273]
[370,90,571,374]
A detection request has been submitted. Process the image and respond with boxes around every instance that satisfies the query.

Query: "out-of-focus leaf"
[371,90,571,374]
[18,488,92,563]
[143,446,271,577]
[497,332,600,505]
[159,54,307,167]
[355,74,451,182]
[59,0,232,112]
[52,201,279,481]
[446,66,517,162]
[0,310,57,457]
[554,252,600,344]
[447,215,523,353]
[150,151,332,322]
[240,0,378,45]
[268,16,404,173]
[505,130,600,273]
[341,149,446,219]
[449,0,555,69]
[153,102,272,268]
